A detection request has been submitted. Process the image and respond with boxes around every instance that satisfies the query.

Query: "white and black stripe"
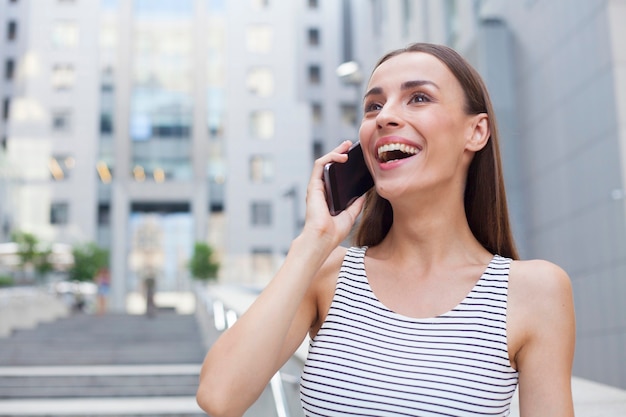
[300,246,519,416]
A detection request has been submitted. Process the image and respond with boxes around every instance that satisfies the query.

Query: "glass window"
[52,110,72,132]
[52,21,79,48]
[251,247,273,275]
[251,201,272,226]
[340,103,358,126]
[247,67,273,97]
[307,28,320,46]
[51,64,75,90]
[98,204,110,226]
[4,59,14,80]
[50,202,69,225]
[312,140,323,160]
[250,110,274,140]
[247,25,272,53]
[250,155,273,183]
[100,112,113,134]
[99,23,117,49]
[7,21,17,41]
[49,155,75,180]
[311,102,322,124]
[2,98,10,120]
[308,65,321,85]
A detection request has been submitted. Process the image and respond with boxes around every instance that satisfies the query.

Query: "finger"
[313,140,352,169]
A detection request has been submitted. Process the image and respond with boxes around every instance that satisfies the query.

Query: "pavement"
[2,286,625,417]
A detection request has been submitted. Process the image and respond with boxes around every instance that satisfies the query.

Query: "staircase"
[0,311,207,416]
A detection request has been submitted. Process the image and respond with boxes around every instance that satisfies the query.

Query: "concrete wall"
[480,0,626,388]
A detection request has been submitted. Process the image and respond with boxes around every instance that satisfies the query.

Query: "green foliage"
[11,231,39,266]
[0,275,14,287]
[69,242,109,282]
[188,242,219,281]
[11,231,54,281]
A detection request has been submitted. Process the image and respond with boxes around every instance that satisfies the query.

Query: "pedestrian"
[94,267,110,315]
[196,43,575,416]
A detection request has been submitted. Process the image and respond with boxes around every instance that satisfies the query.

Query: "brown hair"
[354,43,519,260]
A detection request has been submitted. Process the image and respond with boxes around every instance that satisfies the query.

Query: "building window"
[307,28,320,46]
[52,110,72,132]
[251,247,273,275]
[247,25,272,54]
[313,140,323,160]
[49,155,75,180]
[98,204,110,226]
[2,98,9,120]
[100,112,113,134]
[51,64,75,90]
[250,155,274,183]
[340,103,358,126]
[50,202,69,225]
[251,201,272,226]
[250,110,274,140]
[4,59,14,80]
[308,65,321,85]
[52,21,79,48]
[311,102,322,124]
[247,67,273,97]
[7,21,17,41]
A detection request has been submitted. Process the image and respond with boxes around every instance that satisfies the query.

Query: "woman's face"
[359,52,484,203]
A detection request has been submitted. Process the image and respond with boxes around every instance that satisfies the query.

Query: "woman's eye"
[364,102,382,113]
[410,93,430,103]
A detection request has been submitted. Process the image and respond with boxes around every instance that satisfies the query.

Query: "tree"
[188,242,219,281]
[11,231,53,282]
[69,242,109,282]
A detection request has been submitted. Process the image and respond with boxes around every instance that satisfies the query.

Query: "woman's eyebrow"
[364,80,440,100]
[363,86,383,99]
[401,79,440,90]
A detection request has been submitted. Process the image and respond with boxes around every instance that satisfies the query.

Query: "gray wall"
[481,0,626,388]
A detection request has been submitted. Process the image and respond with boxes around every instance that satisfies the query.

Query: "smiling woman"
[196,43,575,417]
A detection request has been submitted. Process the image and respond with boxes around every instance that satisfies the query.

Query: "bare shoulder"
[509,259,573,307]
[508,258,575,359]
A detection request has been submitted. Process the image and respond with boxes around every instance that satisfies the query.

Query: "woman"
[197,43,575,417]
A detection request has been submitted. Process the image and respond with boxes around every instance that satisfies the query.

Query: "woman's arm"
[196,141,365,417]
[510,260,576,417]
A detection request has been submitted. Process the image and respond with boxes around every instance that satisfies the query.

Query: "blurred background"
[0,0,625,399]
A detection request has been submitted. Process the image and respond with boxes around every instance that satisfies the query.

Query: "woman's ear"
[465,113,490,152]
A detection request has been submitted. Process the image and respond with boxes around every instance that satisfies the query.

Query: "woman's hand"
[301,140,366,249]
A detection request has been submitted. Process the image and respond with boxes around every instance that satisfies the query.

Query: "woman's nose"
[376,103,403,129]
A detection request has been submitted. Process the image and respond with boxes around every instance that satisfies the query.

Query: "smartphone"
[323,141,374,216]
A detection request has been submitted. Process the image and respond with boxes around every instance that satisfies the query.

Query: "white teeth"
[377,143,419,159]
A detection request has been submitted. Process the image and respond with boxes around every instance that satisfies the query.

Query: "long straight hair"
[354,43,519,260]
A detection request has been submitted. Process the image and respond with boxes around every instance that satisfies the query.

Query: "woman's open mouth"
[377,143,420,163]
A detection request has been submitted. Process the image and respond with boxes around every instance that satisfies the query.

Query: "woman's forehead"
[369,52,455,87]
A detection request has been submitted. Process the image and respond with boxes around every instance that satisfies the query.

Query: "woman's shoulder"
[508,258,573,313]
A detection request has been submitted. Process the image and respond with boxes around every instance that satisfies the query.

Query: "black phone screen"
[323,142,374,216]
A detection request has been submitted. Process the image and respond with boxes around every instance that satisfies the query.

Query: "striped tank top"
[300,246,519,416]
